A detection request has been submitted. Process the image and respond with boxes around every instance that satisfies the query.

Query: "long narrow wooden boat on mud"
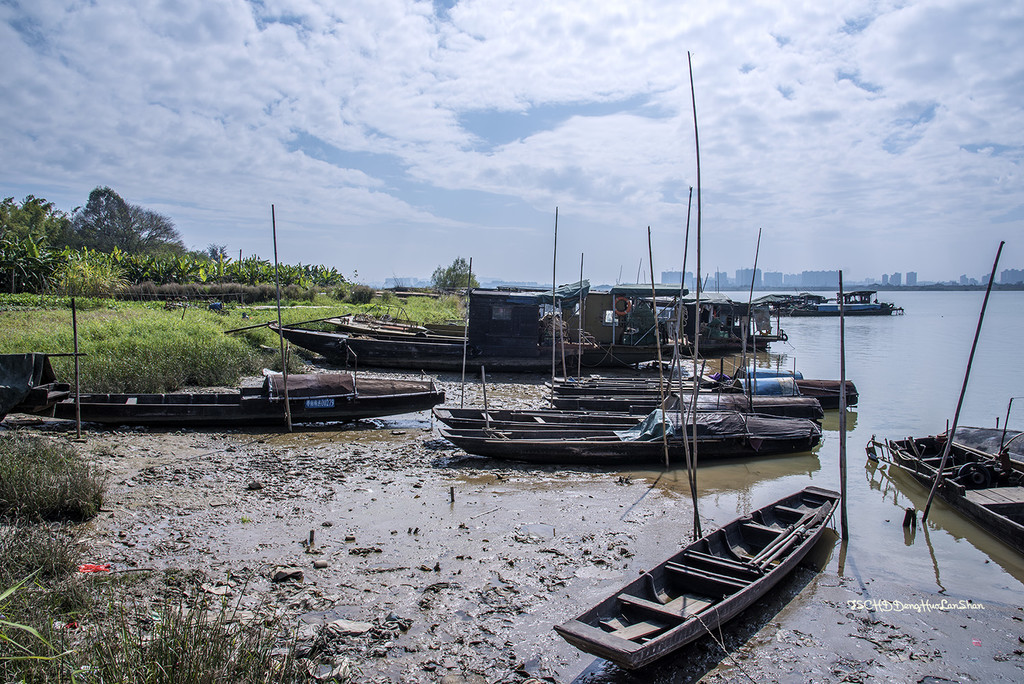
[438,410,822,465]
[271,323,585,372]
[554,486,840,669]
[550,375,852,411]
[549,392,824,419]
[38,373,444,428]
[866,433,1024,554]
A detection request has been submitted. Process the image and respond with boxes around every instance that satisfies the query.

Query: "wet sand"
[8,370,1024,682]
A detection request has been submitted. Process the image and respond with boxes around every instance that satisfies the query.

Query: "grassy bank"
[0,293,462,392]
[0,434,305,684]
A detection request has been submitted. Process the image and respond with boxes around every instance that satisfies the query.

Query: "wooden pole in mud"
[648,227,670,470]
[271,205,292,432]
[460,257,473,408]
[551,208,558,403]
[922,241,1004,521]
[839,271,849,540]
[578,252,584,378]
[743,228,762,411]
[480,366,489,427]
[72,297,81,440]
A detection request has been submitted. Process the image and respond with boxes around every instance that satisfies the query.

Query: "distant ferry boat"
[790,290,903,316]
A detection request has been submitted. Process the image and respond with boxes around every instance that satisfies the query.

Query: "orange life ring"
[614,296,632,316]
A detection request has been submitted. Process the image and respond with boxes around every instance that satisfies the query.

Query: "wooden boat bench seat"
[742,521,784,535]
[664,561,751,593]
[600,615,669,641]
[681,550,764,579]
[616,592,715,621]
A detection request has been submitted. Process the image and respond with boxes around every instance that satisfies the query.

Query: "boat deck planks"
[965,487,1024,506]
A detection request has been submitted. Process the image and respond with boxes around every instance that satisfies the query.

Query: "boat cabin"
[572,285,687,348]
[467,283,587,357]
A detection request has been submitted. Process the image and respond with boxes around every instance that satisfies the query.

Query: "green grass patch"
[0,293,461,391]
[0,435,104,522]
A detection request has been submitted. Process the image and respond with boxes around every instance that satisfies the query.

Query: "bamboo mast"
[743,228,762,410]
[271,205,292,432]
[674,188,699,526]
[648,227,670,469]
[550,208,558,403]
[578,252,584,378]
[687,50,703,539]
[460,257,473,408]
[922,241,1004,521]
[839,270,849,539]
[72,297,81,440]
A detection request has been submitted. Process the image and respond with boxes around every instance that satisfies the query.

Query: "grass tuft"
[0,435,104,522]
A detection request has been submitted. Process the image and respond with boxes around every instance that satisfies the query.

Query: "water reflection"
[864,459,1024,589]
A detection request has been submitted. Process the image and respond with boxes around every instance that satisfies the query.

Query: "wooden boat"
[438,410,822,465]
[549,393,824,419]
[550,375,845,413]
[554,486,840,669]
[790,290,903,316]
[41,373,444,427]
[326,313,465,340]
[272,324,583,372]
[0,353,71,420]
[866,433,1024,554]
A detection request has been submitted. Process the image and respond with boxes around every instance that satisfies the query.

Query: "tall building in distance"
[1001,268,1024,284]
[763,271,784,288]
[881,273,889,286]
[906,271,917,286]
[890,272,902,287]
[734,268,762,289]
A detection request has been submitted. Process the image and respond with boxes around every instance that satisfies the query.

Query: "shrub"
[347,284,375,304]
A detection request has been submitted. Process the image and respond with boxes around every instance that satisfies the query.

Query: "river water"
[632,289,1024,605]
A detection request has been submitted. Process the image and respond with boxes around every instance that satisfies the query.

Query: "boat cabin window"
[603,310,615,325]
[491,305,512,321]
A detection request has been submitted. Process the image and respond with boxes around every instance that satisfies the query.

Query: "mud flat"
[7,370,1023,682]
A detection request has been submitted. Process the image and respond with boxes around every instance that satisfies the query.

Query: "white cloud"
[1,0,1021,283]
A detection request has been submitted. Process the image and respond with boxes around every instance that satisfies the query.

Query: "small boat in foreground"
[555,486,839,669]
[42,372,444,427]
[866,433,1024,554]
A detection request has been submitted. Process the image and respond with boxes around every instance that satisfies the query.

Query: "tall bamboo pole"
[72,297,81,440]
[648,227,670,469]
[687,50,703,539]
[743,228,762,411]
[839,271,849,539]
[271,205,292,431]
[578,253,584,378]
[550,208,558,402]
[460,257,473,408]
[922,241,1004,521]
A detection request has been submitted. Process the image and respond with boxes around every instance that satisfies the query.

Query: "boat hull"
[554,486,839,669]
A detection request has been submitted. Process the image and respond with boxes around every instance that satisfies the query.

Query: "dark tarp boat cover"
[264,373,356,398]
[0,353,57,417]
[615,408,816,443]
[952,426,1024,461]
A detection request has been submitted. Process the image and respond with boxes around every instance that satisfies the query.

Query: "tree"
[431,256,478,290]
[69,186,186,256]
[0,195,72,245]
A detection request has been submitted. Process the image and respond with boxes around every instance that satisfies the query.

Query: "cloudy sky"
[2,0,1021,285]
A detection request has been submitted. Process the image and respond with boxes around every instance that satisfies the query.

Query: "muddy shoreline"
[6,370,1023,682]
